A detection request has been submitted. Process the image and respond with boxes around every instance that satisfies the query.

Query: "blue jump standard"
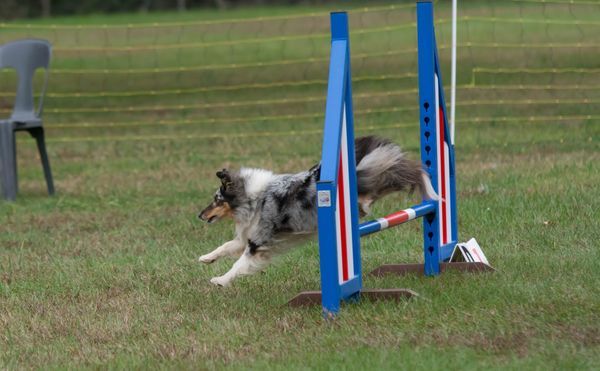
[288,1,493,316]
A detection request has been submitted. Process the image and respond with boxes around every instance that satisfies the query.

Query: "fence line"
[47,49,417,75]
[4,66,599,100]
[0,73,418,99]
[43,115,597,143]
[43,100,599,129]
[22,16,600,53]
[2,10,596,33]
[51,23,423,52]
[48,106,415,128]
[0,3,416,30]
[3,90,418,114]
[463,42,600,49]
[471,68,600,85]
[464,16,600,26]
[4,95,596,116]
[0,82,600,103]
[511,0,600,5]
[1,1,596,149]
[19,42,592,75]
[473,67,600,74]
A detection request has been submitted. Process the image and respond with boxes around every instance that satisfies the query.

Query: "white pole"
[450,0,457,145]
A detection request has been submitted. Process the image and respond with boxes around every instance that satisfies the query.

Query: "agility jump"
[289,1,491,316]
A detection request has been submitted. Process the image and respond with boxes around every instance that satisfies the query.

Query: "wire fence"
[0,0,598,143]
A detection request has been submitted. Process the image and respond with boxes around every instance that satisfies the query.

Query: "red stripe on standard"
[384,210,410,228]
[337,152,349,282]
[438,105,448,244]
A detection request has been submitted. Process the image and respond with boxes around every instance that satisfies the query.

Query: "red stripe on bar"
[338,152,349,282]
[438,105,448,244]
[385,210,410,228]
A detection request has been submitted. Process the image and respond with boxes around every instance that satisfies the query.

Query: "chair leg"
[29,127,55,196]
[0,123,18,201]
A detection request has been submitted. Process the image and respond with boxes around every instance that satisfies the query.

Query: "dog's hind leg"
[358,195,374,217]
[199,239,245,264]
[210,250,271,287]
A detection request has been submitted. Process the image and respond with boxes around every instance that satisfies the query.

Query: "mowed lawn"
[1,1,599,369]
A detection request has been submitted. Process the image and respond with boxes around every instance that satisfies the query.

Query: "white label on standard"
[317,190,331,207]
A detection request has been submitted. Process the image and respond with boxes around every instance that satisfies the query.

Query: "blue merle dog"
[198,136,437,286]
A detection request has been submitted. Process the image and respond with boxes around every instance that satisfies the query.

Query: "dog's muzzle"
[198,212,218,224]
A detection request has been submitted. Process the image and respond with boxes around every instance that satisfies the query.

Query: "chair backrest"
[0,39,51,121]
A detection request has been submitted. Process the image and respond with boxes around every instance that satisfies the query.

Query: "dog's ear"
[216,169,232,186]
[217,169,238,196]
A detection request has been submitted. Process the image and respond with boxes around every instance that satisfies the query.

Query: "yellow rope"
[464,84,600,90]
[470,67,600,85]
[474,67,600,74]
[467,114,600,123]
[2,10,594,32]
[464,16,600,26]
[51,23,421,52]
[462,42,600,49]
[44,115,598,143]
[511,0,600,5]
[34,42,599,75]
[27,13,595,47]
[47,105,416,128]
[1,80,596,101]
[13,89,417,115]
[47,49,418,75]
[0,73,417,99]
[6,94,596,116]
[0,3,415,30]
[41,96,600,128]
[459,98,600,106]
[45,122,414,143]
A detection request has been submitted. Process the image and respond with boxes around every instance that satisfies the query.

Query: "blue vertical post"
[317,12,362,316]
[417,1,441,275]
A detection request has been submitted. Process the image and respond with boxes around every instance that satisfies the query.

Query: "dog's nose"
[198,213,205,220]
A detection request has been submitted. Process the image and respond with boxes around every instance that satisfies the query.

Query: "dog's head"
[198,169,242,224]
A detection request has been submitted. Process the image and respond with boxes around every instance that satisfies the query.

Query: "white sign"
[450,238,489,265]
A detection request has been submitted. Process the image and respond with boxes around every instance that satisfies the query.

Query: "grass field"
[1,1,599,369]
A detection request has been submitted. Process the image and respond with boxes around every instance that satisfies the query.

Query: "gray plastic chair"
[0,39,54,201]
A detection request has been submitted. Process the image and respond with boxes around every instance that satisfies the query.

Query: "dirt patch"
[408,328,535,357]
[0,211,126,235]
[552,324,600,347]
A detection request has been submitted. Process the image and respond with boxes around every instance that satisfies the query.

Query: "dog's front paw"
[210,276,231,287]
[199,254,217,264]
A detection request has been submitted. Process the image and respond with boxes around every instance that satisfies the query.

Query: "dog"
[197,135,437,287]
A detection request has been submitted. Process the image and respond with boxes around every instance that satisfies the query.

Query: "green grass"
[1,1,600,369]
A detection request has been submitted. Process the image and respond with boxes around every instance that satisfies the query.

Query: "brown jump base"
[288,288,418,307]
[369,262,494,277]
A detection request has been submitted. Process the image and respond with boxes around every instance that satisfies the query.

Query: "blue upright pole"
[317,12,362,316]
[417,1,441,276]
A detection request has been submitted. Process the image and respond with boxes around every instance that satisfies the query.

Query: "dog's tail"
[355,136,438,201]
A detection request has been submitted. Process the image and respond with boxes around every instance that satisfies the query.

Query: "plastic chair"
[0,39,54,201]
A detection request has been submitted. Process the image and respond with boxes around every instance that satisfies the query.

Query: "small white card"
[317,190,331,207]
[450,238,489,265]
